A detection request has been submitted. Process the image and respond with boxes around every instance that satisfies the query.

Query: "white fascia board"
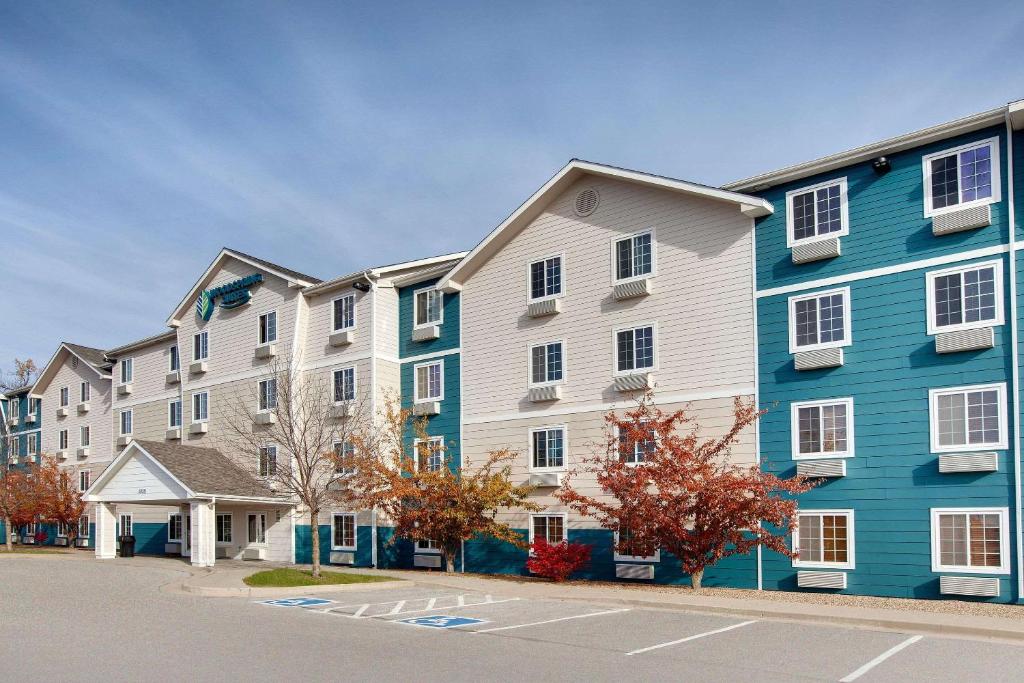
[106,331,177,357]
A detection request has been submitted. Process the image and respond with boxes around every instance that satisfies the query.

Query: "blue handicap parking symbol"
[397,615,486,629]
[257,597,335,608]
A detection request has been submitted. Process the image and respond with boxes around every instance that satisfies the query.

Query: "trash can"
[119,535,136,558]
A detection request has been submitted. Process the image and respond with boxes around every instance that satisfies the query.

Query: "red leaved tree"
[526,539,592,582]
[39,456,87,549]
[3,462,45,547]
[557,394,817,590]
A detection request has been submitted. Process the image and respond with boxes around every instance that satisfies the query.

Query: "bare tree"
[1,359,40,393]
[223,355,367,578]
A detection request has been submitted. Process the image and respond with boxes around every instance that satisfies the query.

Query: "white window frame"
[528,340,566,387]
[413,436,445,473]
[930,507,1010,574]
[613,422,656,467]
[168,399,182,428]
[29,397,39,415]
[792,509,855,570]
[119,409,133,436]
[787,287,852,354]
[612,323,657,376]
[784,177,850,248]
[192,391,209,424]
[331,512,357,551]
[257,378,278,413]
[167,513,183,543]
[247,512,267,546]
[925,260,1004,336]
[216,512,233,545]
[193,331,209,361]
[413,359,444,403]
[922,137,1001,218]
[333,439,356,476]
[80,425,90,447]
[614,529,661,562]
[257,310,278,346]
[415,538,440,554]
[332,293,356,332]
[928,382,1007,453]
[27,432,38,456]
[333,366,357,404]
[79,470,90,492]
[259,444,278,477]
[80,381,91,403]
[168,345,179,372]
[78,516,90,539]
[526,253,565,302]
[790,397,855,460]
[611,229,657,284]
[529,425,567,473]
[59,386,69,407]
[413,286,444,328]
[119,513,133,537]
[120,358,133,385]
[529,513,568,546]
[58,429,68,451]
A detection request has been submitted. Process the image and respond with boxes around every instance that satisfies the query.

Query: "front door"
[247,513,266,546]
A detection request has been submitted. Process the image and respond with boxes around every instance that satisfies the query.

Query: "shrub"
[526,539,591,582]
[33,530,48,545]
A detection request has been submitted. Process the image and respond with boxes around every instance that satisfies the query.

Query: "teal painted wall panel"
[400,354,461,470]
[294,524,374,567]
[398,277,460,358]
[131,522,167,555]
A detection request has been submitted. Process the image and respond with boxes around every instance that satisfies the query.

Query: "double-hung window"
[791,398,854,459]
[247,513,267,545]
[119,409,133,436]
[529,255,562,301]
[922,138,1000,217]
[617,422,656,465]
[333,294,355,331]
[415,361,443,403]
[192,391,209,423]
[530,341,564,386]
[415,436,445,472]
[120,358,133,384]
[333,367,355,403]
[169,345,179,372]
[193,331,209,361]
[58,429,68,451]
[334,440,356,475]
[168,400,182,428]
[531,514,566,546]
[785,178,848,246]
[615,527,660,562]
[530,426,565,471]
[926,261,1002,335]
[332,513,356,550]
[416,539,439,553]
[615,325,655,374]
[258,378,277,412]
[794,510,854,569]
[168,514,183,543]
[931,508,1009,574]
[788,288,850,353]
[119,514,133,537]
[414,288,443,327]
[59,387,69,407]
[614,231,653,282]
[80,381,90,403]
[259,444,277,477]
[80,425,90,447]
[258,311,277,345]
[929,383,1006,452]
[27,433,38,456]
[216,514,232,544]
[79,470,90,492]
[78,516,90,539]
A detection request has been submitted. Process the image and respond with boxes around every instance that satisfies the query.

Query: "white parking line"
[839,635,923,682]
[625,620,758,656]
[379,597,521,618]
[475,608,630,633]
[387,601,407,616]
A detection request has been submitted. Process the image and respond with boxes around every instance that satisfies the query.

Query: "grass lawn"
[243,567,401,587]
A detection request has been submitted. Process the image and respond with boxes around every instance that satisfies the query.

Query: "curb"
[181,579,411,598]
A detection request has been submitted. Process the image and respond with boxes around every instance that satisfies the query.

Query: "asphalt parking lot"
[3,557,1024,682]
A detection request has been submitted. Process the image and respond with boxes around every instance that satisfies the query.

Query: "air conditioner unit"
[797,571,847,589]
[77,447,90,458]
[215,546,230,559]
[413,401,440,416]
[255,344,277,359]
[613,372,654,392]
[22,535,35,545]
[75,538,90,548]
[165,371,180,385]
[612,277,653,300]
[164,542,181,555]
[56,450,68,460]
[254,412,276,425]
[117,383,133,396]
[242,547,266,561]
[412,325,440,342]
[329,330,355,347]
[189,422,208,434]
[528,472,563,487]
[940,575,999,597]
[54,537,69,547]
[615,563,654,580]
[189,360,208,375]
[413,554,442,568]
[56,407,68,418]
[330,551,355,565]
[77,402,91,413]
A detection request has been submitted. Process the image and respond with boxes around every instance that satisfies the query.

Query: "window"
[29,397,39,414]
[169,345,179,372]
[333,294,355,331]
[931,508,1009,574]
[529,255,563,300]
[120,358,133,384]
[531,426,565,470]
[617,422,656,465]
[791,398,854,460]
[56,521,69,538]
[414,361,443,402]
[615,527,660,562]
[788,288,850,353]
[258,378,278,412]
[259,311,277,345]
[119,409,133,436]
[334,440,356,475]
[58,429,68,451]
[415,436,445,472]
[216,513,232,544]
[922,138,1001,217]
[78,516,89,539]
[168,400,182,428]
[193,331,209,361]
[80,381,90,402]
[259,444,277,477]
[332,513,356,550]
[247,513,267,544]
[119,514,133,537]
[530,342,564,386]
[27,433,37,456]
[614,231,653,281]
[785,178,848,246]
[59,387,69,407]
[168,514,183,543]
[416,539,439,553]
[794,510,854,569]
[615,325,655,373]
[531,514,566,545]
[192,391,209,422]
[414,288,443,327]
[929,383,1006,452]
[926,261,1003,335]
[79,470,90,492]
[333,367,355,403]
[80,425,90,447]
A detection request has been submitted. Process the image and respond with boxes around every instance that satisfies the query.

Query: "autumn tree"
[1,462,44,548]
[349,397,540,573]
[38,456,87,549]
[557,394,817,590]
[0,358,40,392]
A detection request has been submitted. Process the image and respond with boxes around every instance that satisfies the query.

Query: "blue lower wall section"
[132,523,168,555]
[294,524,375,568]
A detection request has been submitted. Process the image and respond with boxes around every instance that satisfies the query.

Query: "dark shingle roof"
[65,343,112,372]
[225,247,323,285]
[134,440,283,499]
[106,330,177,357]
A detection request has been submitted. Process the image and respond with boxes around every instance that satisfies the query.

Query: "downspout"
[1005,110,1022,602]
[363,270,379,568]
[750,217,763,591]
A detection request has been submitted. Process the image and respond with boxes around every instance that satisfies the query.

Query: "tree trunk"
[690,568,704,591]
[443,549,455,573]
[310,508,321,578]
[3,516,11,552]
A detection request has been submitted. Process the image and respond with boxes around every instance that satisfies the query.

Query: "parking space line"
[377,597,521,618]
[425,598,436,611]
[839,635,923,682]
[475,608,630,633]
[351,604,370,618]
[387,601,407,616]
[625,620,758,656]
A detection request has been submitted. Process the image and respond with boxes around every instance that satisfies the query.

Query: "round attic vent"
[574,187,599,217]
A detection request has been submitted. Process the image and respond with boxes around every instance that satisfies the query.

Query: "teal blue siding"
[132,522,168,555]
[294,524,375,567]
[399,355,461,470]
[398,277,460,357]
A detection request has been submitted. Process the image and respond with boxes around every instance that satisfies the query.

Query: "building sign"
[196,274,264,321]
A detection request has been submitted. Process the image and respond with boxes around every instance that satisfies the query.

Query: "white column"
[190,500,217,567]
[95,503,117,560]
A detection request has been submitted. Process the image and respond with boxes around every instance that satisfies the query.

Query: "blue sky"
[1,0,1022,365]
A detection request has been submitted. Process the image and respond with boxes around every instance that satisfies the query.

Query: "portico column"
[95,503,117,560]
[190,500,217,567]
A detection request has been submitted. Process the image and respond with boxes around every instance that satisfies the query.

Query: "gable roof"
[106,330,177,357]
[303,251,468,296]
[32,342,112,397]
[437,159,773,291]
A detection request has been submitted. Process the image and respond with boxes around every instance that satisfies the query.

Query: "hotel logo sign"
[196,273,264,321]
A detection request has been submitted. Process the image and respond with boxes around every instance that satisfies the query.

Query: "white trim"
[613,530,661,562]
[785,177,849,248]
[257,309,278,346]
[528,512,568,546]
[412,435,445,473]
[57,428,68,451]
[331,293,357,332]
[924,259,1004,336]
[394,347,461,366]
[246,511,268,546]
[792,509,855,570]
[928,382,1008,453]
[119,408,133,436]
[413,285,444,329]
[413,358,444,403]
[331,365,357,404]
[120,357,134,385]
[528,340,566,388]
[787,286,851,354]
[192,330,209,362]
[526,252,565,303]
[611,228,657,284]
[612,322,658,376]
[330,512,357,551]
[930,507,1010,574]
[257,377,278,413]
[167,512,183,543]
[167,398,182,429]
[1005,108,1024,601]
[59,386,70,408]
[790,397,855,460]
[80,380,91,403]
[31,343,111,396]
[528,424,568,473]
[168,344,179,373]
[26,432,38,456]
[84,441,198,501]
[79,424,90,448]
[112,389,180,410]
[215,512,233,546]
[922,136,1001,218]
[78,470,90,493]
[118,512,133,537]
[191,390,210,424]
